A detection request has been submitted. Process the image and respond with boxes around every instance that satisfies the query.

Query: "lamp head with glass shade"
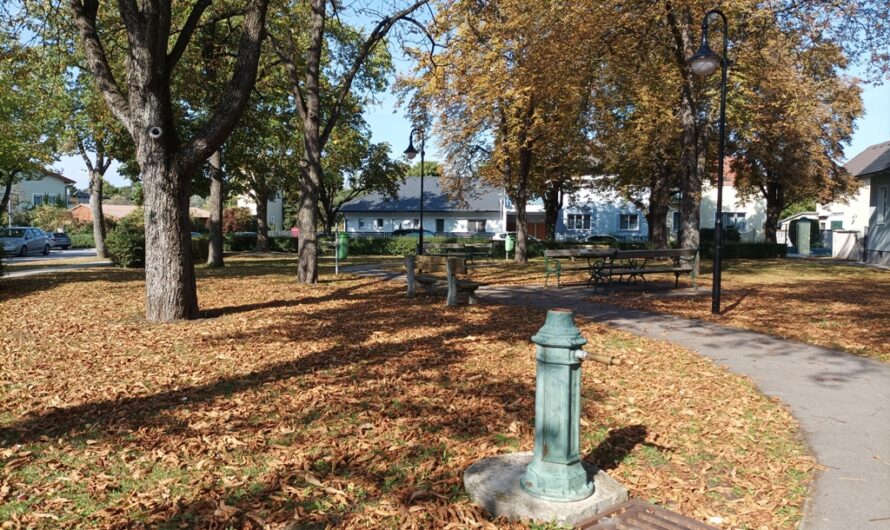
[404,138,418,160]
[688,43,721,77]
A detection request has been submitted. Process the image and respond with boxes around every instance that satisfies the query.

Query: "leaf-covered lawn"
[1,258,812,529]
[466,257,890,362]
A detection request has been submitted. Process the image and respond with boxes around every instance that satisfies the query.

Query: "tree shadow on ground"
[584,424,649,471]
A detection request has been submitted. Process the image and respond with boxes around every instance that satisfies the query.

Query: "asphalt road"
[4,247,98,263]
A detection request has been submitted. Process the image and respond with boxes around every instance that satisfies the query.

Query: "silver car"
[1,227,51,256]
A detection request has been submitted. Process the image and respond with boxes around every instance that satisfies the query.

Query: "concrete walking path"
[346,264,890,530]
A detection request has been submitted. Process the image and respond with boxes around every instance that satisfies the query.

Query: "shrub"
[225,232,257,251]
[106,209,145,268]
[69,232,95,249]
[270,236,297,252]
[700,226,741,243]
[223,207,256,234]
[31,205,74,232]
[700,243,787,259]
[191,235,210,263]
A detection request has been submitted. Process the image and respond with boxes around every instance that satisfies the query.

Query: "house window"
[830,220,843,230]
[721,212,747,231]
[619,213,639,231]
[32,194,43,207]
[468,219,486,233]
[375,219,384,229]
[566,213,591,230]
[879,186,889,224]
[436,219,445,233]
[358,219,366,229]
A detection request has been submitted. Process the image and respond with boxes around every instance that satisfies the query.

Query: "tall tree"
[271,0,427,283]
[68,0,269,321]
[731,33,863,242]
[406,0,599,262]
[319,138,407,235]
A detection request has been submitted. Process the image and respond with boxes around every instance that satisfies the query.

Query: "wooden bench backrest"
[614,248,698,260]
[544,249,581,258]
[416,254,467,274]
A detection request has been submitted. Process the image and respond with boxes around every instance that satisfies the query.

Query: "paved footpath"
[347,265,890,529]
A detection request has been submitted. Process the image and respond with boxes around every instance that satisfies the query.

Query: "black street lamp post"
[404,128,425,255]
[688,8,728,315]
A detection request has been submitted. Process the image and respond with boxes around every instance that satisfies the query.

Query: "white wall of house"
[818,177,871,233]
[558,193,649,241]
[343,211,502,234]
[15,175,70,208]
[699,183,766,242]
[236,194,286,230]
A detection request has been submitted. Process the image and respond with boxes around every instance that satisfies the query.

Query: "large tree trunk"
[255,191,270,252]
[294,0,326,284]
[142,160,199,321]
[763,180,784,244]
[542,180,561,241]
[514,198,528,264]
[648,170,671,249]
[297,164,320,282]
[207,150,224,267]
[667,5,701,256]
[0,171,16,220]
[89,169,107,258]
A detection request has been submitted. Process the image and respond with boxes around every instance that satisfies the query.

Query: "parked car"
[46,231,71,250]
[1,227,50,256]
[490,231,540,242]
[391,229,436,238]
[584,234,620,246]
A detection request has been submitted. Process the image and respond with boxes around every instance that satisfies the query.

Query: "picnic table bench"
[544,249,613,288]
[425,242,494,264]
[405,254,483,306]
[591,248,699,291]
[544,247,699,290]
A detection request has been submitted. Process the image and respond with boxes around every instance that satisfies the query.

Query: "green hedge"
[106,211,145,268]
[700,243,787,259]
[346,236,498,256]
[69,232,95,249]
[223,233,297,252]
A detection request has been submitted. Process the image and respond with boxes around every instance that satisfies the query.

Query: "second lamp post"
[687,8,729,315]
[404,128,425,255]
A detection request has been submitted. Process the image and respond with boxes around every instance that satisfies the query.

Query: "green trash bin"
[337,232,349,260]
[505,234,515,257]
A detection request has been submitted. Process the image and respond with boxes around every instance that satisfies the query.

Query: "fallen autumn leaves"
[1,258,812,529]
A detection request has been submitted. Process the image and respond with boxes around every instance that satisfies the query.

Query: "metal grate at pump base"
[575,499,719,530]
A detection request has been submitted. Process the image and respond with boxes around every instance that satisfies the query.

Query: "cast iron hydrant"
[521,308,594,501]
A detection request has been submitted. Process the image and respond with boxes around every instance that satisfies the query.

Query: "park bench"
[426,242,494,264]
[544,248,614,288]
[405,254,483,306]
[591,248,698,291]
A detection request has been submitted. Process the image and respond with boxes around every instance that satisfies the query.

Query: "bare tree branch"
[175,0,269,175]
[70,0,133,134]
[167,0,212,72]
[320,0,429,146]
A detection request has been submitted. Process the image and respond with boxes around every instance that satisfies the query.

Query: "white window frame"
[721,212,748,231]
[566,213,591,230]
[468,219,486,233]
[619,213,640,231]
[32,194,43,206]
[375,218,384,229]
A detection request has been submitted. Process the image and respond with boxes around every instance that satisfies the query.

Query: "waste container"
[337,232,349,260]
[505,234,515,255]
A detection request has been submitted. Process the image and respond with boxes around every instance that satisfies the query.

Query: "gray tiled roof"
[341,177,502,213]
[845,140,890,177]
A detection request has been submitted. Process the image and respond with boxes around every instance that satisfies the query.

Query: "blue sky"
[56,55,889,191]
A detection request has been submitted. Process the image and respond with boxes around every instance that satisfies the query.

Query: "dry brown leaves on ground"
[1,259,812,529]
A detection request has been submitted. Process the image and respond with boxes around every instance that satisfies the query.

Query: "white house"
[236,194,286,232]
[9,170,75,209]
[805,140,890,263]
[341,176,505,236]
[697,163,767,242]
